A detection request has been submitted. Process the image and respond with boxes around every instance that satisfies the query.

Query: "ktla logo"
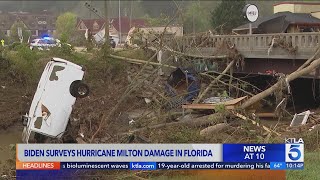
[285,138,304,162]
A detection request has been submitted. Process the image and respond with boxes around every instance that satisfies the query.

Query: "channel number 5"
[288,145,301,161]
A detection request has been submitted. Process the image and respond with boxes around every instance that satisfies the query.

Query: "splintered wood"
[182,96,248,110]
[233,112,281,136]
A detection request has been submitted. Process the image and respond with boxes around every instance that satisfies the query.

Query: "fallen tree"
[109,54,176,69]
[200,123,229,136]
[240,57,320,109]
[297,46,320,71]
[128,112,228,134]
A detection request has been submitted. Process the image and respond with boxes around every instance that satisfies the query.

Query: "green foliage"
[4,44,41,84]
[211,0,246,33]
[144,13,171,26]
[0,30,9,42]
[214,104,226,113]
[55,12,77,43]
[240,83,248,89]
[183,1,219,33]
[287,151,320,180]
[140,0,177,18]
[113,49,153,60]
[10,21,31,43]
[8,42,22,51]
[218,90,229,98]
[165,127,204,143]
[70,31,87,46]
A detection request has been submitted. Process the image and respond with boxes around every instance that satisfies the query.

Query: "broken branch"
[194,60,235,103]
[163,45,228,59]
[233,111,281,136]
[129,113,227,134]
[241,57,320,109]
[109,54,176,69]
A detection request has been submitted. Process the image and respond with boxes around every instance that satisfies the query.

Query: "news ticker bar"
[16,162,304,170]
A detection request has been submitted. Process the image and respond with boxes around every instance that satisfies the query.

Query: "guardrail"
[176,32,319,48]
[166,32,320,59]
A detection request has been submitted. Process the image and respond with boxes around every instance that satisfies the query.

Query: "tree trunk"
[129,113,227,133]
[240,57,320,109]
[200,123,229,136]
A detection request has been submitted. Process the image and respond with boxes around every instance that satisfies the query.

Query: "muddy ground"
[0,69,37,174]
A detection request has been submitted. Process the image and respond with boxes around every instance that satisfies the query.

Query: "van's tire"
[70,80,89,98]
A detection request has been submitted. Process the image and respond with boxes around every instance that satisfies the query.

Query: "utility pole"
[118,0,121,45]
[104,0,110,48]
[129,1,133,28]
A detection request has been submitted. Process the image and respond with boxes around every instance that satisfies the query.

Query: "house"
[139,26,183,37]
[273,1,320,14]
[76,18,105,36]
[313,11,320,19]
[233,2,320,34]
[109,17,145,42]
[0,11,56,38]
[0,13,16,36]
[78,17,145,43]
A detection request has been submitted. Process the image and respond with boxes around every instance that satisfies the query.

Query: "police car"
[29,37,71,50]
[29,37,57,50]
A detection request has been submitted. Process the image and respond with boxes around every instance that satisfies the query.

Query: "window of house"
[37,17,47,25]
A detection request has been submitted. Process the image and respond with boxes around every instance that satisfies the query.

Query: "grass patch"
[0,44,127,87]
[287,151,320,180]
[166,127,202,143]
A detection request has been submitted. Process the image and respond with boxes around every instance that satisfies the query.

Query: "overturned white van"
[22,57,89,143]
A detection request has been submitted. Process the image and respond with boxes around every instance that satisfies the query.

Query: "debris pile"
[127,64,166,102]
[70,34,320,148]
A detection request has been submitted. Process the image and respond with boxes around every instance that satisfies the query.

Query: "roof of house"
[77,17,146,34]
[110,17,145,33]
[233,11,320,33]
[0,12,56,30]
[0,14,16,30]
[273,1,320,6]
[78,19,106,31]
[18,14,56,30]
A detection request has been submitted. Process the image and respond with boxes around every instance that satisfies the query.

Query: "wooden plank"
[221,96,248,106]
[233,111,281,136]
[182,96,248,110]
[182,104,235,110]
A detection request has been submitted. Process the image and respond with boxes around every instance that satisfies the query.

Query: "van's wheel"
[70,80,89,98]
